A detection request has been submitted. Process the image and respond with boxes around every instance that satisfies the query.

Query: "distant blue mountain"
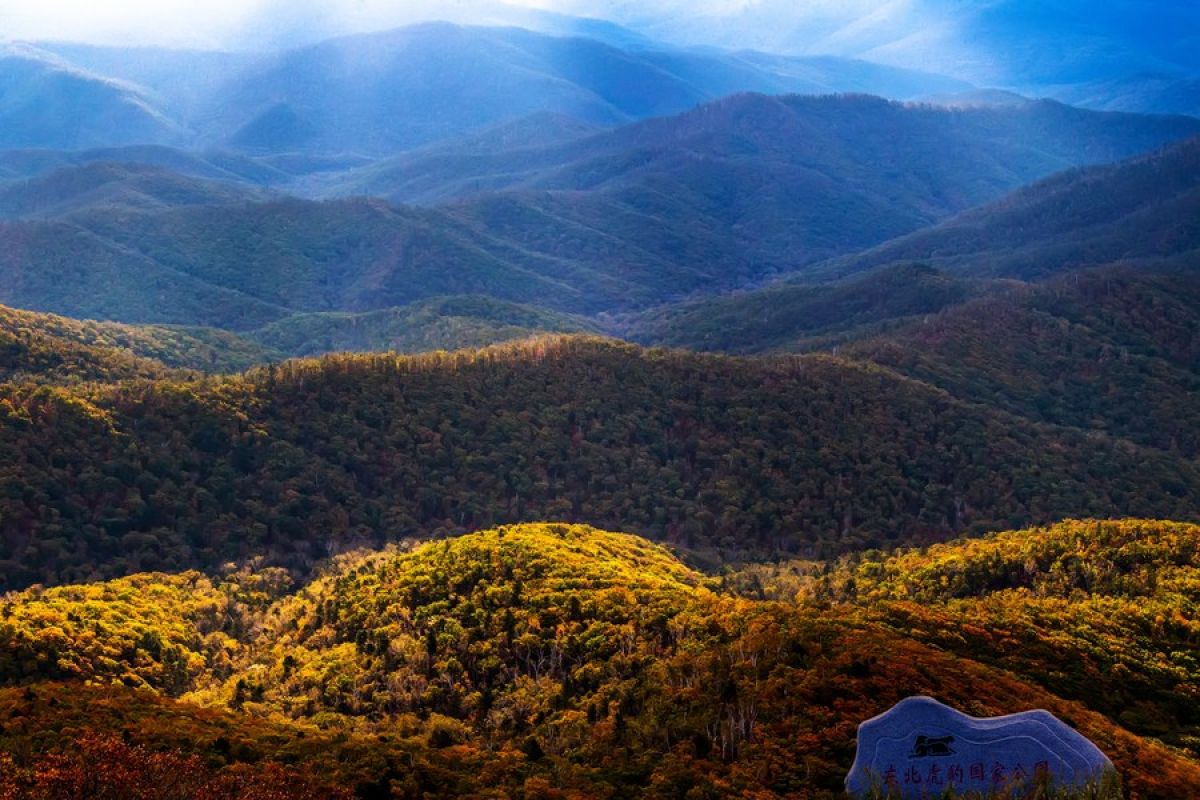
[0,44,180,150]
[0,161,270,220]
[201,23,971,156]
[1048,74,1200,119]
[26,22,970,157]
[1,92,1195,329]
[603,0,1199,90]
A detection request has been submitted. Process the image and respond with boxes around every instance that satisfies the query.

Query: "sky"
[0,0,877,49]
[1,0,536,47]
[0,0,503,47]
[1,0,1193,86]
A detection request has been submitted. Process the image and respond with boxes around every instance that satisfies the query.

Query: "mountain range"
[579,0,1200,94]
[631,132,1200,348]
[3,9,1200,798]
[0,92,1194,333]
[0,44,180,150]
[12,23,974,157]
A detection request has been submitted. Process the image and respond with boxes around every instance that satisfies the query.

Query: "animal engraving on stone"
[909,735,956,758]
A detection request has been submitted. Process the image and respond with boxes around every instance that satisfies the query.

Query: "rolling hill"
[0,302,275,380]
[249,296,598,358]
[813,133,1200,282]
[0,44,179,150]
[0,94,1194,330]
[1,336,1198,591]
[845,269,1200,457]
[51,196,694,320]
[1,521,1198,798]
[624,263,981,354]
[0,161,271,220]
[630,263,1200,458]
[0,145,296,187]
[0,218,292,328]
[0,291,583,373]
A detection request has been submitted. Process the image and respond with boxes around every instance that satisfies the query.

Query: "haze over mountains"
[0,90,1195,335]
[7,24,968,156]
[562,1,1200,112]
[3,4,1200,797]
[0,8,1196,399]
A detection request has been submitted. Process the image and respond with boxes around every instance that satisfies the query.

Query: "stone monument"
[845,697,1114,798]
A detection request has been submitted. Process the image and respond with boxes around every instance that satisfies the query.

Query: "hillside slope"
[1,522,1198,798]
[328,93,1200,212]
[816,135,1200,282]
[54,196,697,320]
[803,519,1200,761]
[0,44,179,150]
[2,96,1196,327]
[0,303,274,381]
[0,162,271,220]
[635,266,1200,459]
[846,269,1200,457]
[626,263,980,353]
[1,337,1198,590]
[249,296,598,357]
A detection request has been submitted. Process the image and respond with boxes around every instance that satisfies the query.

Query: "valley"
[0,6,1198,799]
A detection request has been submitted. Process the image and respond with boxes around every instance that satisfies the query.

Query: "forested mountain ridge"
[249,296,598,358]
[625,262,982,353]
[642,265,1200,458]
[0,44,180,151]
[813,134,1200,282]
[321,93,1200,212]
[2,521,1199,798]
[0,302,274,381]
[845,268,1200,456]
[1,95,1196,330]
[0,161,272,220]
[1,336,1198,591]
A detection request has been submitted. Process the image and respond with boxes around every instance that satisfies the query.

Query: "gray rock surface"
[845,696,1113,798]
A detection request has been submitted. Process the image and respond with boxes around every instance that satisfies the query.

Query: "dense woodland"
[2,521,1199,798]
[847,269,1200,456]
[0,250,1196,798]
[735,520,1200,757]
[0,10,1198,799]
[0,303,274,382]
[2,336,1198,590]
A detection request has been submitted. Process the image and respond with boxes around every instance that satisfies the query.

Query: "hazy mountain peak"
[0,43,181,150]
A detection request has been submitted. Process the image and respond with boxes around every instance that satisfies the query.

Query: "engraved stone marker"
[845,697,1114,798]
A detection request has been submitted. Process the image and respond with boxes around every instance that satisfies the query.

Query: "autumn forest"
[2,2,1200,798]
